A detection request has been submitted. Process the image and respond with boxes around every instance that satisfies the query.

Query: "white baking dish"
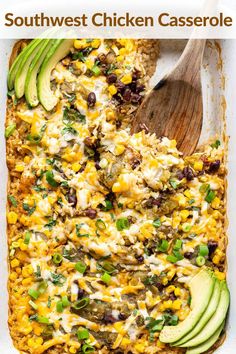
[0,38,235,353]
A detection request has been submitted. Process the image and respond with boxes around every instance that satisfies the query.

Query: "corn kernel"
[7,211,18,224]
[20,215,30,226]
[35,337,43,346]
[172,299,182,310]
[91,39,101,48]
[134,343,145,353]
[116,55,124,62]
[72,162,81,173]
[121,338,131,346]
[193,161,203,171]
[167,269,176,280]
[162,277,169,286]
[212,197,221,209]
[163,300,173,309]
[212,255,221,265]
[11,258,20,268]
[20,242,28,251]
[180,210,190,220]
[174,287,181,296]
[69,347,77,354]
[9,272,18,281]
[121,74,132,85]
[184,189,192,198]
[108,85,118,96]
[115,144,125,155]
[114,69,123,76]
[24,156,31,164]
[166,285,175,294]
[157,340,165,348]
[15,164,24,172]
[119,48,127,55]
[215,270,225,280]
[21,325,33,335]
[22,277,33,286]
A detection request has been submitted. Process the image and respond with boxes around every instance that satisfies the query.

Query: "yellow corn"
[162,277,169,286]
[212,197,221,209]
[24,156,31,164]
[119,47,127,55]
[116,55,124,62]
[163,300,173,309]
[108,85,118,96]
[167,269,176,280]
[15,164,24,172]
[115,144,125,156]
[11,258,20,268]
[69,347,77,354]
[166,285,175,294]
[180,210,190,220]
[193,161,203,171]
[215,270,225,280]
[7,211,18,224]
[20,215,30,226]
[121,74,132,85]
[72,162,81,172]
[172,299,182,310]
[174,287,181,296]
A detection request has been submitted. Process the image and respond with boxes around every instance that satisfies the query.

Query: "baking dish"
[0,38,235,353]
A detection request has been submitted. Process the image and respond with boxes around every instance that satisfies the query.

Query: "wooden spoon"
[131,38,206,156]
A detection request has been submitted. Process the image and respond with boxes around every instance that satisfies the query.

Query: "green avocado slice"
[37,39,74,111]
[186,321,225,354]
[180,281,229,348]
[14,39,44,99]
[7,38,40,91]
[174,278,221,346]
[25,39,54,107]
[159,269,215,344]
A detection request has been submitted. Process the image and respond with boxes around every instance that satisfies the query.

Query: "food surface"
[6,38,228,354]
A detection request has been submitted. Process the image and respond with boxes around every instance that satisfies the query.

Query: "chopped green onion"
[205,190,216,203]
[8,195,17,207]
[199,183,210,193]
[77,328,89,340]
[163,313,179,326]
[46,170,59,187]
[52,253,63,265]
[72,298,90,310]
[91,64,101,76]
[95,219,106,230]
[198,244,209,257]
[116,217,130,231]
[189,199,195,205]
[5,123,16,138]
[75,261,87,274]
[97,261,116,274]
[166,255,178,264]
[62,295,70,307]
[56,300,64,313]
[211,140,221,149]
[153,218,161,228]
[82,343,95,354]
[102,200,113,211]
[196,255,206,266]
[37,316,49,324]
[182,223,192,232]
[29,300,38,310]
[158,240,169,253]
[173,239,183,251]
[50,272,66,287]
[76,224,90,238]
[38,281,48,295]
[101,272,111,285]
[28,288,40,300]
[169,179,178,189]
[24,231,31,245]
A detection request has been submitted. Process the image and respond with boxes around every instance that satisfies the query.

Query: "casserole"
[0,37,234,352]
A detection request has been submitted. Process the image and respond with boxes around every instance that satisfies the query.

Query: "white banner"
[0,0,236,38]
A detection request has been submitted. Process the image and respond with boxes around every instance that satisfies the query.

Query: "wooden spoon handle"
[169,39,206,89]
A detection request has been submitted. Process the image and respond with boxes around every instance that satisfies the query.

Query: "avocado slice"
[8,38,40,91]
[174,278,221,346]
[180,281,229,348]
[25,39,54,107]
[186,321,225,354]
[37,39,74,111]
[159,269,215,343]
[14,39,44,99]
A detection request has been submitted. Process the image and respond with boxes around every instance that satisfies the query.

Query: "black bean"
[132,70,141,81]
[208,160,221,173]
[77,288,85,299]
[131,93,142,103]
[67,190,77,207]
[85,208,97,219]
[118,313,128,321]
[103,313,117,324]
[183,166,195,181]
[135,255,144,263]
[144,196,162,208]
[155,282,165,292]
[184,252,194,259]
[87,92,96,107]
[131,159,140,170]
[169,293,177,301]
[84,136,96,148]
[208,240,218,255]
[106,73,117,84]
[136,84,145,93]
[123,88,132,101]
[115,80,126,92]
[176,170,184,180]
